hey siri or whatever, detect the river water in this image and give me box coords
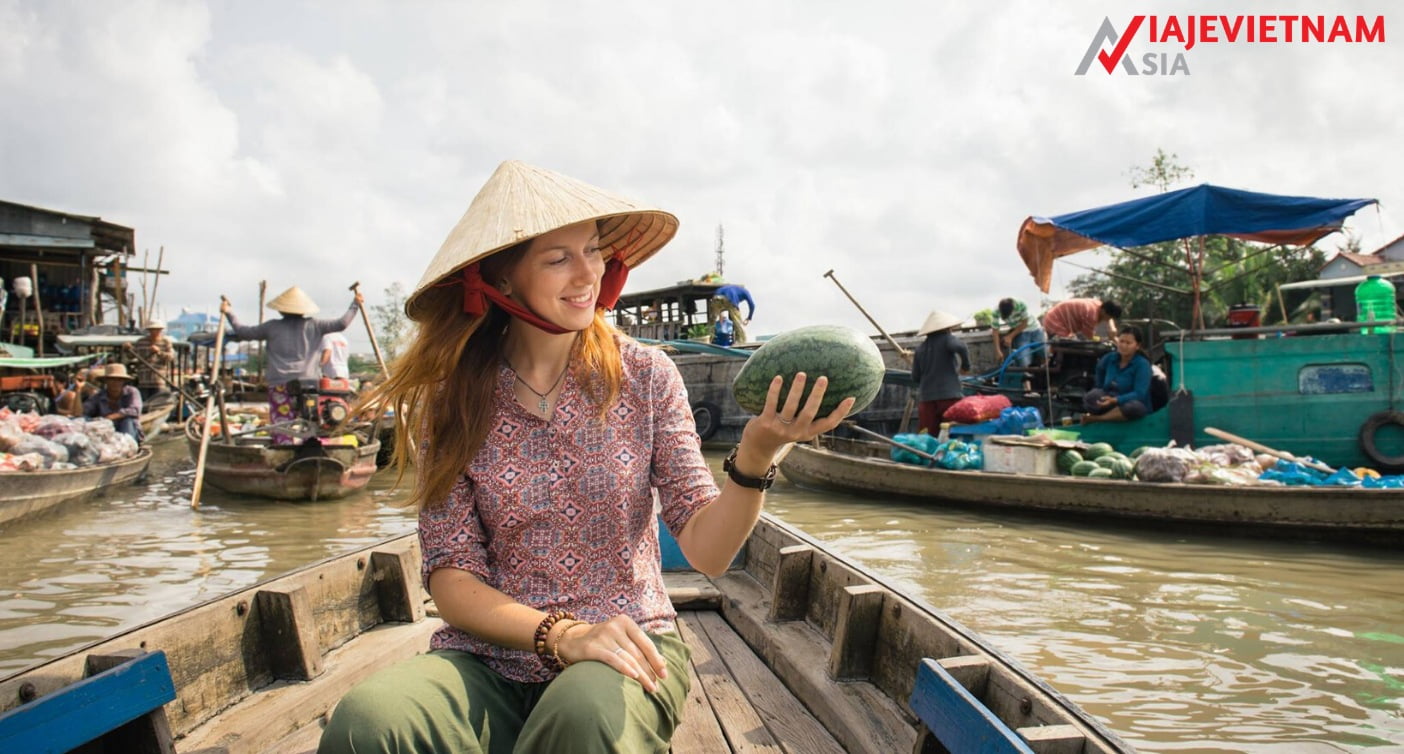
[1,437,1401,752]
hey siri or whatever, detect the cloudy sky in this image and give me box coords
[2,0,1400,349]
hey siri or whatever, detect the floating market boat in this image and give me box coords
[0,516,1131,754]
[182,416,380,502]
[0,447,152,527]
[779,436,1404,546]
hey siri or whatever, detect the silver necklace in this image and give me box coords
[512,363,570,414]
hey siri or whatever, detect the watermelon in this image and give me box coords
[732,325,885,417]
[1070,460,1099,477]
[1083,442,1115,460]
[1094,453,1127,470]
[1087,467,1115,479]
[1057,449,1083,473]
[1109,457,1135,479]
[1129,446,1150,460]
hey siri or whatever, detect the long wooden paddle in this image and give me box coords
[841,421,942,465]
[190,296,229,510]
[348,281,389,378]
[1204,426,1336,474]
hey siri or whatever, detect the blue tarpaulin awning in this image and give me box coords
[1017,184,1378,292]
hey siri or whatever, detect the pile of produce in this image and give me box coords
[889,433,984,471]
[0,409,141,472]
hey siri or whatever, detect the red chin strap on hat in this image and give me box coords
[459,256,629,335]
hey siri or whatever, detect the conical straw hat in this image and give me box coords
[101,363,137,381]
[406,160,678,319]
[267,286,320,315]
[917,310,963,335]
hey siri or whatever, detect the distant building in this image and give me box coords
[167,308,220,341]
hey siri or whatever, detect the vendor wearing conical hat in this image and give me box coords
[322,161,854,753]
[911,310,970,433]
[127,318,175,396]
[220,285,363,425]
[83,363,144,442]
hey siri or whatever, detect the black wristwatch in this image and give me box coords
[722,446,777,491]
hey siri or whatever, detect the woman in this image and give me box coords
[54,370,86,417]
[1081,326,1151,423]
[910,310,969,434]
[319,161,853,754]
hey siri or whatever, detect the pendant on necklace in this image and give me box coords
[538,397,548,414]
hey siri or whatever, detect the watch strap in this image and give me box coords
[723,446,777,491]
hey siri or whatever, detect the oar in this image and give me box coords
[842,421,942,465]
[191,296,229,510]
[349,281,389,378]
[823,269,917,432]
[1204,426,1336,474]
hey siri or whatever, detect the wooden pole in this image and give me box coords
[139,248,150,321]
[1204,426,1335,474]
[822,269,912,361]
[114,256,125,329]
[841,421,941,464]
[29,264,43,357]
[149,246,165,320]
[257,280,267,385]
[349,281,389,377]
[191,296,229,510]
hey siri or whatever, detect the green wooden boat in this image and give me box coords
[1078,327,1404,471]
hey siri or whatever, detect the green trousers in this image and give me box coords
[319,632,691,754]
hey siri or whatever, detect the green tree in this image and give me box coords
[371,282,412,362]
[1069,150,1330,329]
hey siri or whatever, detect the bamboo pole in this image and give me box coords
[822,269,912,360]
[149,246,165,320]
[1204,426,1335,474]
[257,280,267,385]
[842,421,940,464]
[139,248,150,321]
[191,296,229,510]
[29,264,43,357]
[349,281,388,377]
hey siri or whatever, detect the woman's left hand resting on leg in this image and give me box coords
[551,614,668,692]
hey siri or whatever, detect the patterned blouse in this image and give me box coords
[419,336,719,682]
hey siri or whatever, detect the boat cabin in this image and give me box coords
[610,280,724,341]
[0,200,142,355]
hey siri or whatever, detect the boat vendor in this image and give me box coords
[1042,297,1121,340]
[84,363,143,442]
[713,308,736,347]
[1081,326,1151,424]
[709,282,755,343]
[127,319,175,398]
[911,310,969,434]
[992,297,1045,389]
[319,160,854,754]
[220,286,363,426]
[320,330,351,379]
[54,369,87,417]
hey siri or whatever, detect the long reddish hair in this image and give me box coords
[365,242,624,511]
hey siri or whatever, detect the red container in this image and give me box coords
[1227,304,1261,339]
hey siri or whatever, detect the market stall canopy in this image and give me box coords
[1017,184,1378,292]
[0,353,98,370]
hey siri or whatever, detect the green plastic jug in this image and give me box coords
[1355,274,1397,334]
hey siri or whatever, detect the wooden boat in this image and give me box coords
[0,447,152,527]
[183,417,380,502]
[0,516,1131,753]
[780,436,1404,546]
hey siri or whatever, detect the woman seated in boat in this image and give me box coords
[219,285,363,430]
[1081,326,1151,424]
[83,363,144,442]
[319,161,853,754]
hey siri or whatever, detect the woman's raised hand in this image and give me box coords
[555,614,668,693]
[742,372,855,457]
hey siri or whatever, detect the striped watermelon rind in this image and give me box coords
[731,325,886,417]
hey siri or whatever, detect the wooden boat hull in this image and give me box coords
[0,448,153,527]
[780,437,1404,545]
[0,516,1130,753]
[184,436,379,501]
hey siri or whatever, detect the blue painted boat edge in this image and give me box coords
[909,657,1037,754]
[0,650,176,753]
[658,515,742,572]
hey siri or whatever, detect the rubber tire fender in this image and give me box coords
[1358,410,1404,472]
[691,400,722,442]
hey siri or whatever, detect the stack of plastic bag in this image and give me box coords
[0,410,140,472]
[887,434,984,471]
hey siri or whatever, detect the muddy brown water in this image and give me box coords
[1,438,1400,751]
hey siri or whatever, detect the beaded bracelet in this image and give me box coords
[552,621,586,668]
[533,610,576,669]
